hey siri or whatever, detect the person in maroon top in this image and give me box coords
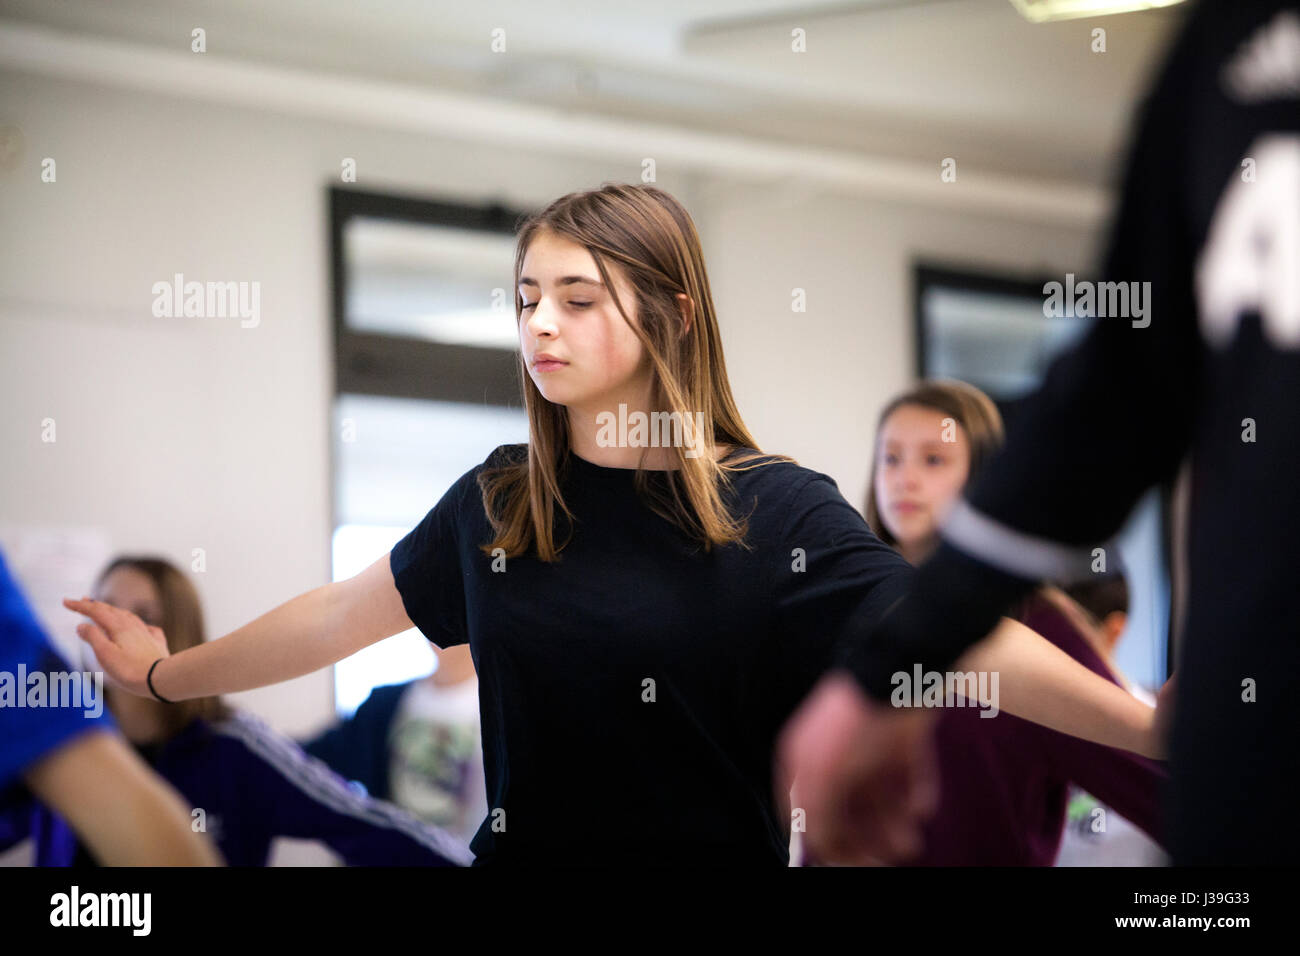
[861,380,1167,865]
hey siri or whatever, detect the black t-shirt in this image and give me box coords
[843,0,1300,864]
[390,443,911,865]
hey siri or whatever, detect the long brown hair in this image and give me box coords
[97,555,230,737]
[480,182,790,560]
[864,379,1005,548]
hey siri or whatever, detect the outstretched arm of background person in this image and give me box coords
[22,729,222,866]
[777,615,1162,866]
[62,551,416,702]
[950,617,1159,758]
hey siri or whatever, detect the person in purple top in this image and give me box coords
[25,556,470,867]
[857,380,1166,865]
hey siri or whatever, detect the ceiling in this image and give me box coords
[0,0,1189,186]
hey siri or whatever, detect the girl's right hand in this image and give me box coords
[62,597,171,699]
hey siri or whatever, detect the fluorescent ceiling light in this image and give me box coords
[1009,0,1187,22]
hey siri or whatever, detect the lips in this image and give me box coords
[532,353,568,370]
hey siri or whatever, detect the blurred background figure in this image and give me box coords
[1054,571,1168,865]
[860,380,1165,866]
[25,556,471,866]
[301,644,488,848]
[0,547,222,866]
[1061,572,1146,701]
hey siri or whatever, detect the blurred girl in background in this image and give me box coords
[36,556,469,866]
[859,380,1167,865]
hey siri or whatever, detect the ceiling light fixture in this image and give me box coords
[1008,0,1187,23]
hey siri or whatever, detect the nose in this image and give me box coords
[893,458,922,492]
[523,296,558,341]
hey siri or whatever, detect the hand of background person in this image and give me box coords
[775,670,940,865]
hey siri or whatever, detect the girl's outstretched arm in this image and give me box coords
[63,552,416,702]
[950,617,1160,759]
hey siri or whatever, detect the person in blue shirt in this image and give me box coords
[0,546,220,865]
[26,555,470,866]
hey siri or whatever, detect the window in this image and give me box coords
[329,187,531,715]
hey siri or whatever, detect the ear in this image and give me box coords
[1101,611,1127,651]
[675,293,695,338]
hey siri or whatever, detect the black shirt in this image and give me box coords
[390,443,911,865]
[843,0,1300,865]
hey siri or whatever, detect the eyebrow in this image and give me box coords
[518,276,605,288]
[883,440,950,449]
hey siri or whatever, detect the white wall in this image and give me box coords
[0,67,1100,741]
[695,180,1098,512]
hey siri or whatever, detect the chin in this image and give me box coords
[540,378,608,408]
[528,377,565,403]
[536,386,583,408]
[892,523,932,546]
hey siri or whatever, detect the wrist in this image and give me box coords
[1132,699,1163,759]
[146,657,175,704]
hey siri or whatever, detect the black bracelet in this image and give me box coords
[146,658,174,704]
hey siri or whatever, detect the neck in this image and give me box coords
[898,535,939,567]
[108,690,172,744]
[566,377,713,469]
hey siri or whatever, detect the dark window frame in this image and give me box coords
[328,185,533,407]
[912,262,1060,384]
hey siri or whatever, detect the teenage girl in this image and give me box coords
[65,183,1160,866]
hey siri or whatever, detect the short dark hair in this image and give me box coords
[1062,572,1130,623]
